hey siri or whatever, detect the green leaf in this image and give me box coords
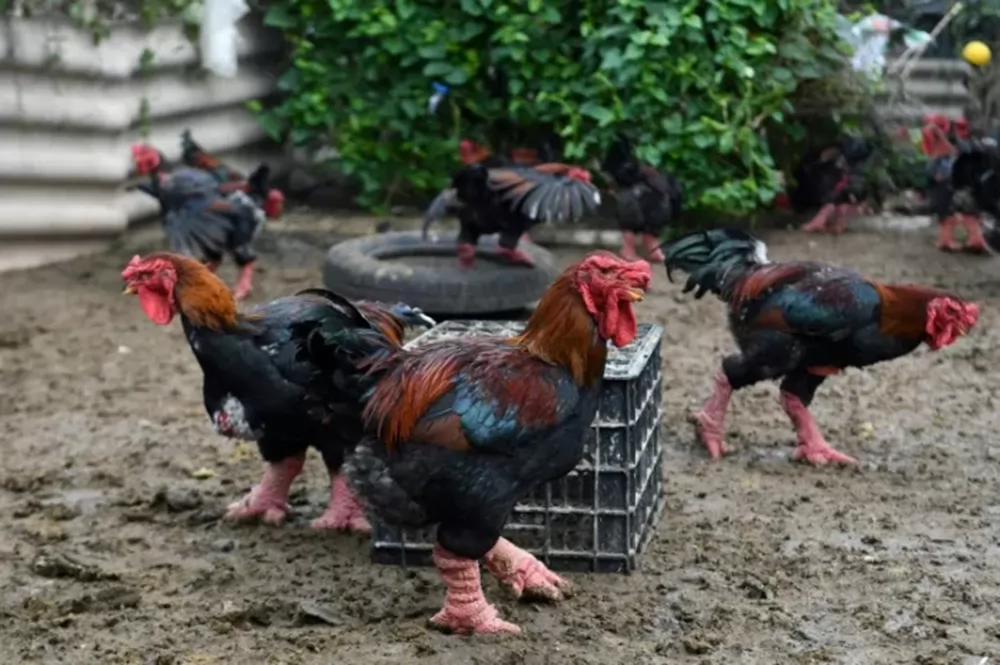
[417,43,447,60]
[263,5,296,29]
[718,131,735,154]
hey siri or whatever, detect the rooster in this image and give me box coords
[921,115,987,252]
[421,142,601,268]
[795,137,874,234]
[130,142,280,301]
[307,252,650,634]
[601,134,683,262]
[663,229,979,465]
[121,253,435,530]
[179,129,286,220]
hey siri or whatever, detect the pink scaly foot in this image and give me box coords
[828,203,855,235]
[801,203,836,232]
[483,537,573,601]
[779,391,857,466]
[429,545,521,635]
[224,455,305,525]
[310,473,372,532]
[690,369,733,460]
[960,214,987,252]
[457,242,476,268]
[520,232,533,244]
[937,216,962,251]
[641,233,665,262]
[496,246,535,267]
[232,261,256,301]
[620,231,638,261]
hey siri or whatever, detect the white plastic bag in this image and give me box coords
[200,0,249,78]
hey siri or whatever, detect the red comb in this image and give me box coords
[130,144,161,175]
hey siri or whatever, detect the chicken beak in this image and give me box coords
[123,284,136,295]
[627,288,644,302]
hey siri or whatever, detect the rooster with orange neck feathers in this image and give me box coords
[121,252,434,530]
[663,229,980,465]
[306,252,650,634]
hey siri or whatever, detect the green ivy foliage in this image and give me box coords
[258,0,854,213]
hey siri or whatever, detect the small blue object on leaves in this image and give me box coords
[428,81,450,114]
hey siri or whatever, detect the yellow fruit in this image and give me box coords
[962,41,992,67]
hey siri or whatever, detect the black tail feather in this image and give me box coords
[662,228,768,299]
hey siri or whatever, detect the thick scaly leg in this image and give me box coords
[309,472,372,532]
[483,537,573,601]
[691,369,733,460]
[640,233,665,262]
[828,203,855,234]
[497,232,535,266]
[496,247,535,266]
[779,392,856,465]
[521,232,533,244]
[801,203,835,232]
[429,544,521,635]
[961,214,986,252]
[937,216,961,251]
[620,231,638,261]
[457,242,477,268]
[232,261,256,301]
[224,454,305,525]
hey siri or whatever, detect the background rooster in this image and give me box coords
[307,252,651,635]
[793,137,874,234]
[921,115,987,252]
[422,144,601,267]
[663,229,979,465]
[121,252,434,530]
[601,134,683,262]
[130,141,278,300]
[179,129,286,220]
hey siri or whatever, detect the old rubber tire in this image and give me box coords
[322,231,559,315]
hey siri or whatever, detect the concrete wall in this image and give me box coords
[0,15,285,273]
[878,57,971,125]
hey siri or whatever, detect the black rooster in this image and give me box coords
[663,229,979,466]
[602,134,683,262]
[121,253,435,531]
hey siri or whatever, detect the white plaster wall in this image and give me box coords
[0,15,285,272]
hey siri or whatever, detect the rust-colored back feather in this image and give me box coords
[511,269,607,387]
[361,355,462,449]
[732,264,811,305]
[363,263,606,451]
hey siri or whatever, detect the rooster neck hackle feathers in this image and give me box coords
[512,270,608,387]
[154,252,239,331]
[872,283,959,338]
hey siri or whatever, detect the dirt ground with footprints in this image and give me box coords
[2,224,999,665]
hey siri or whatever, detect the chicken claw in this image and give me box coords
[791,442,857,466]
[496,246,535,267]
[484,538,573,602]
[310,473,372,532]
[224,456,304,526]
[225,489,291,525]
[780,392,857,466]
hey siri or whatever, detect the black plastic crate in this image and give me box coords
[370,320,664,574]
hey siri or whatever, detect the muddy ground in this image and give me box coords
[2,225,1000,665]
